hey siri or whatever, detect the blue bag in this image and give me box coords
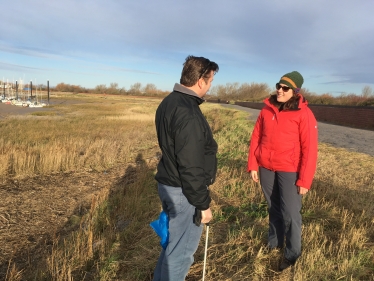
[150,211,169,249]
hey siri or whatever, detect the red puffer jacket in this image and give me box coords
[247,94,318,189]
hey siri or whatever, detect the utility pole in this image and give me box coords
[47,80,50,104]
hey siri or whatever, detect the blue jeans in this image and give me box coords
[259,167,302,262]
[153,182,203,281]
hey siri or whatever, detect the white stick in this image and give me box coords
[202,224,209,281]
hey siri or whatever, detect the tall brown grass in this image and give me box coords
[2,95,373,280]
[0,95,157,179]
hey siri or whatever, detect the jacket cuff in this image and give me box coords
[296,179,312,189]
[247,164,258,172]
[195,194,211,211]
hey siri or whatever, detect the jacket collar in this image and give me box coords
[173,83,205,104]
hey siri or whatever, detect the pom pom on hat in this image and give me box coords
[279,71,304,90]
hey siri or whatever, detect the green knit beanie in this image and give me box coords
[279,71,304,90]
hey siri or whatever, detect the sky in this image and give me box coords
[1,0,374,96]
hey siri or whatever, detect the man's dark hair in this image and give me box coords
[180,56,219,87]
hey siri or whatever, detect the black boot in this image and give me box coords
[279,258,296,271]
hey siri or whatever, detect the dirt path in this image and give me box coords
[221,104,374,157]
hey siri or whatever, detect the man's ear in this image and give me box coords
[197,78,205,88]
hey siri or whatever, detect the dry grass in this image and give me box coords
[189,108,374,281]
[2,95,373,280]
[0,95,158,179]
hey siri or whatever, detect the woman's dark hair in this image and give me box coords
[269,92,301,110]
[180,56,219,87]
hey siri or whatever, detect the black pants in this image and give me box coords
[259,167,302,262]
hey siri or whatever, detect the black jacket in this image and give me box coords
[155,84,218,210]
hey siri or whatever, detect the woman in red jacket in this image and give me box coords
[247,71,318,271]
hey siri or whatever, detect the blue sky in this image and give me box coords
[1,0,373,95]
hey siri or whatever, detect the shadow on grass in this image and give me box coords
[102,153,160,280]
[2,159,373,280]
[0,152,160,280]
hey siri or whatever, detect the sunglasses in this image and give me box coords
[276,83,291,92]
[199,60,212,79]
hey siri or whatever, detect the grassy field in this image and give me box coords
[1,94,373,280]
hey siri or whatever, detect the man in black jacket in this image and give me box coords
[153,56,219,281]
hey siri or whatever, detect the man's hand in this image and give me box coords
[298,186,309,195]
[201,208,212,224]
[250,170,259,182]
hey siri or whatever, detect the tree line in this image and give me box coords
[50,82,374,106]
[54,82,169,96]
[207,83,374,106]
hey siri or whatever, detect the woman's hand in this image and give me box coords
[250,170,259,182]
[298,186,309,195]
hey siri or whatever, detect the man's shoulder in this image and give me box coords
[159,91,181,104]
[159,93,201,125]
[160,91,198,110]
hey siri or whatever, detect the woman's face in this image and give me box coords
[276,83,294,103]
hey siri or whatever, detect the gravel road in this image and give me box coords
[221,104,374,157]
[0,102,53,118]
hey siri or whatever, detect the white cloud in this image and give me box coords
[1,0,373,92]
